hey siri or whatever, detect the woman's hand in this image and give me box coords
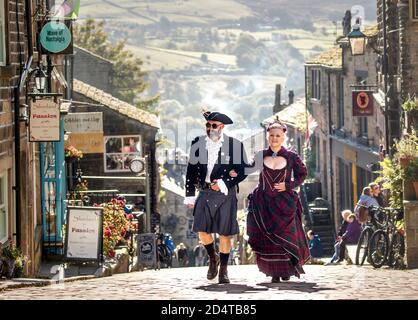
[274,182,286,192]
[229,169,238,177]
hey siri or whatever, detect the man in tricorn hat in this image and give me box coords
[184,110,249,283]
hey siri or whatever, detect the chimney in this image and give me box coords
[273,84,281,114]
[288,90,294,105]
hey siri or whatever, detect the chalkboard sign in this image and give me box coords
[64,207,103,262]
[137,233,157,269]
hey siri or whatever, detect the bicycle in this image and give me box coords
[368,208,405,269]
[355,205,388,266]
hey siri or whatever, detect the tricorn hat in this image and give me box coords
[202,110,233,124]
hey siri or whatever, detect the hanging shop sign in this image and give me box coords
[29,100,60,142]
[64,112,103,133]
[64,207,103,262]
[352,90,374,116]
[40,20,73,54]
[64,112,104,153]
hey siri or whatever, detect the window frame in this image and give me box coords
[104,135,142,173]
[0,0,7,67]
[0,171,8,244]
[359,116,368,139]
[311,69,321,100]
[411,0,418,20]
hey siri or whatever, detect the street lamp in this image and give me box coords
[348,23,366,56]
[347,13,390,155]
[34,68,47,92]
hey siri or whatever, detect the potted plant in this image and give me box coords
[404,157,418,199]
[402,96,418,130]
[376,157,404,209]
[0,241,24,279]
[64,145,83,162]
[394,132,418,168]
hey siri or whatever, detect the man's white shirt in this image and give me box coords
[184,135,228,206]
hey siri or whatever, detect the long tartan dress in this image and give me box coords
[247,147,310,279]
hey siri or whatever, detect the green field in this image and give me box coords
[79,0,254,25]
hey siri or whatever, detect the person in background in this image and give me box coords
[354,187,379,222]
[326,212,361,265]
[307,230,323,263]
[177,243,189,267]
[338,213,361,263]
[193,241,207,267]
[369,183,385,207]
[326,210,351,265]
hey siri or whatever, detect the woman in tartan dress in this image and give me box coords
[246,120,310,283]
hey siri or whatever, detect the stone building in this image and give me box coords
[73,45,113,94]
[305,25,383,230]
[376,0,418,268]
[0,0,69,275]
[70,79,161,230]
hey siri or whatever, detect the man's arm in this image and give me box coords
[223,140,249,189]
[184,138,200,205]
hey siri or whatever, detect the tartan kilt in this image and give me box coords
[247,187,310,278]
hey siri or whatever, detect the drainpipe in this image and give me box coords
[13,0,34,247]
[327,70,335,236]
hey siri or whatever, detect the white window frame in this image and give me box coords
[0,172,8,244]
[104,135,142,173]
[411,0,418,20]
[0,0,6,67]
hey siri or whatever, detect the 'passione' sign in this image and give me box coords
[29,100,60,142]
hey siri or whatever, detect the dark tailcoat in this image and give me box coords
[185,134,248,235]
[185,134,248,197]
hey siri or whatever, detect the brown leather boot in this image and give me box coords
[271,276,281,283]
[207,253,220,280]
[218,265,230,284]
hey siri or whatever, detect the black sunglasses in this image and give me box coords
[206,123,221,129]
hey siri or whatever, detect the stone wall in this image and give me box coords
[404,200,418,268]
[0,0,47,276]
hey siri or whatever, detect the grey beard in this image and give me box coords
[207,129,222,141]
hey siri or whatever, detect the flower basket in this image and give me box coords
[399,156,413,168]
[65,145,83,161]
[0,241,27,279]
[101,199,135,258]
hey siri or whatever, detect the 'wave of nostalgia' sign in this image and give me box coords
[40,20,73,54]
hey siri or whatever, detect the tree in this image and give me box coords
[200,53,208,63]
[73,19,159,111]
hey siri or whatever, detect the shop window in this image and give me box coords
[0,172,7,243]
[104,135,142,172]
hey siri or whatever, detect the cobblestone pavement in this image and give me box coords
[0,264,417,300]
